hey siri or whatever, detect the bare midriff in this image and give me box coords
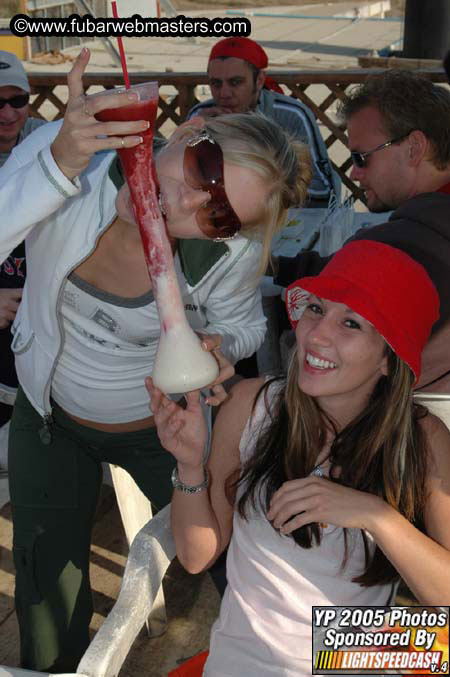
[63,410,155,432]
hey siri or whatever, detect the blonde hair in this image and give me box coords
[204,113,312,272]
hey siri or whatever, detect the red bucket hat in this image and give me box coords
[286,240,440,381]
[208,37,283,93]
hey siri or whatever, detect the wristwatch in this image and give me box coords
[171,465,209,494]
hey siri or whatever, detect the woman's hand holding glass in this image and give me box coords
[50,48,148,180]
[146,377,207,474]
[198,333,235,406]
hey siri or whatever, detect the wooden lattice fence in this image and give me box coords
[27,68,447,203]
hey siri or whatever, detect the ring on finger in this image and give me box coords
[121,137,125,148]
[83,97,91,117]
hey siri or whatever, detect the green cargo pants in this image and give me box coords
[9,387,175,673]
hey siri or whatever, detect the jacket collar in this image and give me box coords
[109,155,125,190]
[256,88,275,117]
[177,238,228,287]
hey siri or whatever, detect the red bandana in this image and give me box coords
[209,37,283,94]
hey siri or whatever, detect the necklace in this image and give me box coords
[310,461,331,530]
[310,463,325,477]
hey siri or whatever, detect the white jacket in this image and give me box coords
[0,121,266,418]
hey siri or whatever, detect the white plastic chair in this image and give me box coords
[0,504,175,677]
[78,503,175,677]
[109,465,168,636]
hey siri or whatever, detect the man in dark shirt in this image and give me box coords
[276,70,450,395]
[0,50,45,468]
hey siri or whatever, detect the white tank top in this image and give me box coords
[205,382,397,677]
[52,273,159,422]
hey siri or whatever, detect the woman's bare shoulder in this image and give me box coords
[213,377,264,434]
[208,378,266,475]
[221,376,265,415]
[230,375,266,399]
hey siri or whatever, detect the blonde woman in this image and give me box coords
[149,240,450,677]
[0,49,311,672]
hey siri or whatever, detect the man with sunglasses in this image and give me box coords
[0,50,45,472]
[187,37,337,207]
[0,51,43,161]
[275,69,450,397]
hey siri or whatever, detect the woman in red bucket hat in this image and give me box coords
[148,240,450,677]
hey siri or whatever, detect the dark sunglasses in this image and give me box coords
[0,93,30,110]
[350,132,411,168]
[183,131,242,241]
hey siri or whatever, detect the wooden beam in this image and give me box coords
[358,56,443,70]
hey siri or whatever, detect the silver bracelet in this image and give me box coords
[171,465,209,494]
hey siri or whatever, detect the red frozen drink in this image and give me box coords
[94,82,219,392]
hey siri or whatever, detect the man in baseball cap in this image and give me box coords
[0,50,41,158]
[0,50,30,91]
[188,37,337,207]
[0,50,45,472]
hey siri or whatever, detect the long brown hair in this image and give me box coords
[235,347,429,586]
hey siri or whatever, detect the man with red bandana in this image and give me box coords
[188,37,336,207]
[0,51,45,471]
[275,69,450,397]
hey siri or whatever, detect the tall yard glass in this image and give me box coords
[95,83,219,393]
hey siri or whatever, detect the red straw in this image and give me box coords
[111,1,131,89]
